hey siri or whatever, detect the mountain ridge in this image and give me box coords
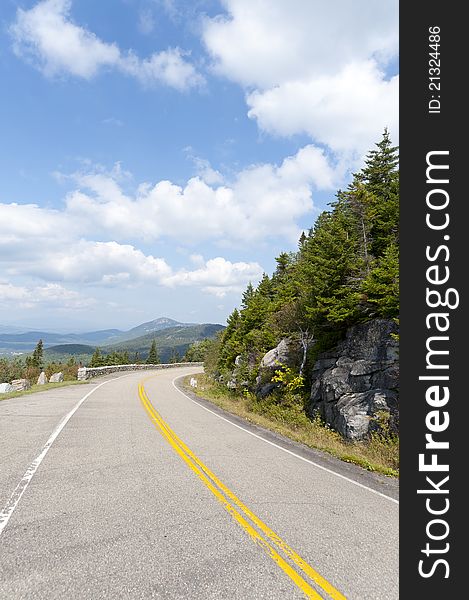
[43,323,225,363]
[0,318,224,357]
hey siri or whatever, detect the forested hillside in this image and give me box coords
[206,131,399,415]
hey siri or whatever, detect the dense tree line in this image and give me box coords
[0,339,78,383]
[89,344,161,367]
[88,340,185,366]
[208,131,399,384]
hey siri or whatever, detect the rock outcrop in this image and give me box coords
[225,353,256,390]
[259,339,297,370]
[255,338,301,397]
[37,372,47,385]
[307,319,398,440]
[49,372,64,383]
[11,379,31,392]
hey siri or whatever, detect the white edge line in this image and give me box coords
[171,375,399,505]
[0,374,133,538]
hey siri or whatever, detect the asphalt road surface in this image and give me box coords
[0,367,398,599]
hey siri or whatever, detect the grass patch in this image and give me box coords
[183,374,399,478]
[0,380,89,401]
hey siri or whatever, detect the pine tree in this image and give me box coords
[31,339,44,369]
[169,349,181,364]
[241,282,255,309]
[298,231,307,248]
[217,308,242,371]
[356,128,399,256]
[147,341,160,364]
[359,128,399,199]
[362,244,399,317]
[90,347,103,367]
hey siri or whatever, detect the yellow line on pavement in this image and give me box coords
[139,384,322,598]
[138,380,347,600]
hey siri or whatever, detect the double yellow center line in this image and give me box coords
[139,380,346,600]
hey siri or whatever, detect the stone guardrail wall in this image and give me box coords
[77,362,203,381]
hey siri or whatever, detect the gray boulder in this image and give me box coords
[11,379,31,392]
[308,319,399,440]
[260,339,296,369]
[0,383,14,394]
[37,371,47,385]
[255,338,302,397]
[49,372,64,383]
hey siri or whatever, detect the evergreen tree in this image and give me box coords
[211,132,399,398]
[169,349,181,364]
[298,231,307,248]
[362,244,399,317]
[31,339,44,369]
[241,282,255,309]
[356,128,399,256]
[90,347,103,367]
[184,339,211,362]
[147,341,160,364]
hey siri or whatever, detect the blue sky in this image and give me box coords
[0,0,398,332]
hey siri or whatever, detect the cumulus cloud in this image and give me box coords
[203,0,398,157]
[1,145,333,302]
[10,0,203,90]
[0,202,79,262]
[247,61,399,155]
[0,214,262,297]
[0,281,95,310]
[164,257,263,297]
[62,146,336,244]
[203,0,398,88]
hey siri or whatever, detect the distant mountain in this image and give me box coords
[41,323,225,364]
[74,329,124,343]
[0,317,223,357]
[0,329,125,352]
[0,324,36,334]
[104,323,225,362]
[108,317,189,344]
[44,344,96,356]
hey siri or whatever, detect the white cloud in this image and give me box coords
[1,145,335,299]
[121,48,203,91]
[203,0,398,157]
[187,153,224,186]
[10,0,203,90]
[30,240,173,285]
[0,216,262,297]
[63,146,336,244]
[164,257,263,297]
[0,202,79,259]
[203,0,398,88]
[11,0,120,79]
[0,281,95,310]
[247,61,399,156]
[1,144,337,306]
[138,9,155,35]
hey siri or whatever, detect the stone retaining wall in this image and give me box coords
[77,363,203,381]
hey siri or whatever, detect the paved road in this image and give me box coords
[0,368,398,599]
